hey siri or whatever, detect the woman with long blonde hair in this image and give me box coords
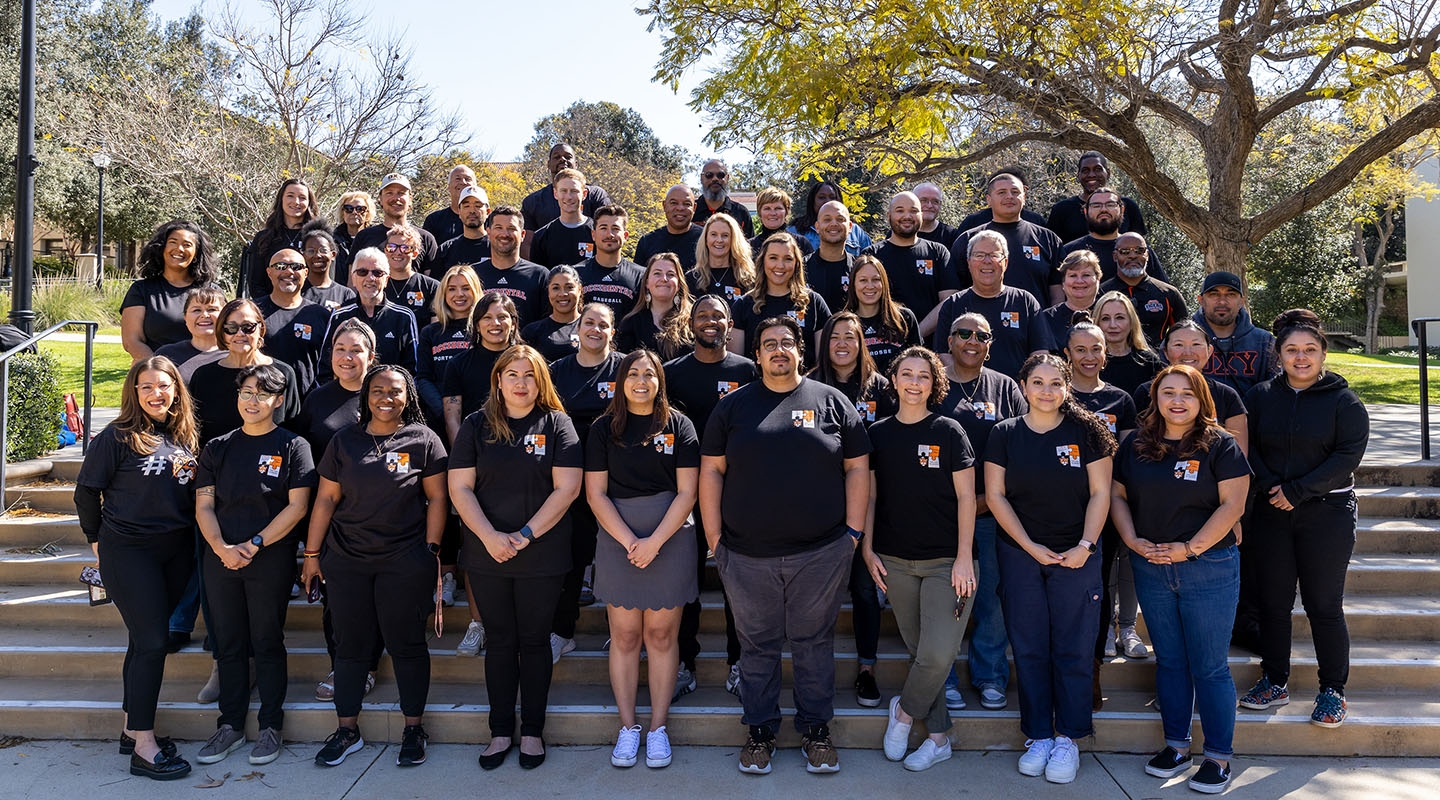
[687,213,756,303]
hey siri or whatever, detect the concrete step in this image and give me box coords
[47,460,84,482]
[1355,464,1440,488]
[1355,486,1440,519]
[1353,517,1440,554]
[1,678,1436,756]
[0,514,86,547]
[4,483,79,515]
[1344,555,1440,595]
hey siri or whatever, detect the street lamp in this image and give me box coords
[92,152,111,288]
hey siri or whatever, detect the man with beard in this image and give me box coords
[434,186,492,273]
[663,296,759,703]
[474,206,549,326]
[950,172,1064,307]
[1193,271,1280,396]
[352,173,440,277]
[529,169,597,268]
[804,200,855,312]
[863,191,956,338]
[520,143,613,259]
[573,205,645,318]
[1097,232,1187,347]
[701,315,870,776]
[692,159,754,237]
[1060,186,1170,283]
[256,248,333,395]
[423,165,480,244]
[749,186,813,257]
[634,184,704,270]
[914,182,961,250]
[1046,152,1148,245]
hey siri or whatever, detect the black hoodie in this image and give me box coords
[1244,370,1368,505]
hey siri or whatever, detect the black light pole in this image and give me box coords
[10,0,39,334]
[92,152,111,289]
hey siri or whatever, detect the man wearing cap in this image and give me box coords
[352,173,439,276]
[520,143,613,259]
[692,158,755,237]
[1046,151,1148,245]
[1097,232,1187,348]
[423,165,480,244]
[528,168,596,268]
[434,185,493,272]
[634,184,704,270]
[1192,270,1279,396]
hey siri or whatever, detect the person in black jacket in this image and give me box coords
[245,179,320,298]
[1238,310,1368,729]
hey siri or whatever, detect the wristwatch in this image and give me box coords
[250,535,264,549]
[1079,539,1097,554]
[846,526,865,543]
[426,542,441,556]
[520,525,535,541]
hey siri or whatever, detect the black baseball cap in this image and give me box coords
[1201,271,1243,294]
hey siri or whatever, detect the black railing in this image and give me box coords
[1,320,98,499]
[1414,317,1440,461]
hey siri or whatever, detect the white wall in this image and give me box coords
[1408,157,1440,345]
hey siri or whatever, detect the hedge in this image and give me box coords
[5,350,64,463]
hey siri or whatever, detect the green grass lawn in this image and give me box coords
[39,340,132,407]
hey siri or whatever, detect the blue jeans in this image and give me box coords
[1131,545,1240,760]
[958,515,1009,690]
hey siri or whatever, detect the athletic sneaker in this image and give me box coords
[1189,759,1232,794]
[979,683,1007,710]
[456,621,486,656]
[903,738,951,772]
[944,685,967,710]
[1238,676,1289,710]
[725,664,742,700]
[738,727,775,774]
[439,573,456,607]
[854,669,881,707]
[314,726,363,767]
[1119,626,1149,659]
[645,726,673,768]
[1044,735,1079,784]
[672,667,696,702]
[1144,746,1193,778]
[195,724,245,765]
[550,633,576,664]
[397,724,427,766]
[801,725,839,773]
[1018,737,1053,776]
[1311,688,1347,728]
[611,724,641,768]
[249,728,282,765]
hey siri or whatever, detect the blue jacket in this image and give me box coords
[1193,306,1280,396]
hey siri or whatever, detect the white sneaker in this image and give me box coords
[882,696,913,761]
[645,726,672,768]
[550,633,576,664]
[944,685,967,710]
[440,573,456,607]
[903,739,952,772]
[611,724,641,768]
[1045,735,1079,784]
[725,664,742,699]
[1018,737,1054,776]
[456,621,485,656]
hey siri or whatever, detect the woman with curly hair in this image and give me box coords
[617,253,694,360]
[121,220,221,360]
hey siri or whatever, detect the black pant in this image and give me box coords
[469,570,565,738]
[320,581,384,672]
[1094,524,1121,659]
[322,544,435,718]
[100,531,194,732]
[203,542,294,731]
[848,545,880,665]
[1252,491,1356,693]
[551,499,593,640]
[679,511,741,670]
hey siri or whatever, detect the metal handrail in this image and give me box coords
[1,320,98,500]
[1413,317,1440,461]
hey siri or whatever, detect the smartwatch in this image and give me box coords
[1184,542,1200,561]
[250,535,264,549]
[1079,539,1096,554]
[520,525,535,541]
[426,542,441,556]
[846,526,865,543]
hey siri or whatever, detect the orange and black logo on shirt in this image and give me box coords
[524,434,547,455]
[918,444,941,469]
[791,409,816,428]
[653,433,674,454]
[1057,444,1081,468]
[1174,460,1200,481]
[258,455,282,476]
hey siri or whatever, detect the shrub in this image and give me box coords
[31,279,115,330]
[5,350,64,463]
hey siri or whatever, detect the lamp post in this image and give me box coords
[92,152,111,288]
[10,0,38,334]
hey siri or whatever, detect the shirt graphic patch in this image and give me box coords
[652,433,675,454]
[407,291,424,307]
[840,274,850,291]
[169,453,197,485]
[723,285,744,302]
[918,444,941,469]
[1101,413,1117,434]
[972,401,997,421]
[524,434,547,455]
[258,455,282,477]
[915,259,934,276]
[140,454,168,477]
[717,380,739,397]
[578,242,595,258]
[385,452,411,474]
[1145,299,1164,313]
[786,308,807,326]
[791,409,816,428]
[1000,311,1020,329]
[857,400,876,422]
[598,381,616,399]
[1057,444,1081,468]
[1175,460,1200,481]
[1022,245,1040,261]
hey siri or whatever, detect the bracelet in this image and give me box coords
[302,551,321,559]
[520,525,535,541]
[846,526,864,543]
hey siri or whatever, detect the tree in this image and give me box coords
[641,0,1440,279]
[410,149,529,218]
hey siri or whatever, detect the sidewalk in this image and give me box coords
[0,741,1435,799]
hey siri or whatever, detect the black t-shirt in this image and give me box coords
[803,252,853,313]
[956,207,1050,233]
[585,411,700,498]
[1135,375,1247,424]
[932,288,1053,379]
[530,217,595,268]
[634,225,703,271]
[862,239,956,322]
[441,345,505,420]
[918,222,961,250]
[984,415,1106,551]
[255,296,332,396]
[521,183,612,232]
[857,308,922,375]
[244,227,307,298]
[153,341,225,382]
[829,373,897,426]
[1040,302,1095,352]
[730,290,832,370]
[870,412,975,560]
[385,271,440,330]
[575,258,645,319]
[352,223,439,277]
[1100,347,1164,398]
[521,316,581,363]
[417,319,470,420]
[615,310,693,361]
[76,425,198,540]
[197,426,317,544]
[291,380,359,459]
[303,282,357,312]
[937,369,1026,497]
[550,350,624,439]
[692,197,755,237]
[475,259,549,326]
[1073,384,1138,436]
[319,300,418,377]
[422,207,464,246]
[661,352,759,438]
[952,220,1063,306]
[1061,235,1169,284]
[1114,430,1250,548]
[451,407,583,577]
[190,359,303,447]
[702,378,871,557]
[1046,195,1147,246]
[685,265,750,305]
[122,277,198,350]
[317,422,447,559]
[1098,276,1188,349]
[434,235,493,275]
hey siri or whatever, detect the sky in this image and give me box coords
[146,0,739,174]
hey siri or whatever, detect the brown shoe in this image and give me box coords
[801,725,839,774]
[738,727,775,774]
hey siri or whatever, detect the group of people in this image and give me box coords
[81,148,1369,794]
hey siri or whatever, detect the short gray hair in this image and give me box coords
[966,229,1008,259]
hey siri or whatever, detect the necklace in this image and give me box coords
[368,425,402,460]
[952,372,982,406]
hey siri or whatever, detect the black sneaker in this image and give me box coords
[854,670,881,708]
[314,726,364,767]
[1144,746,1193,778]
[1189,759,1231,794]
[397,724,428,766]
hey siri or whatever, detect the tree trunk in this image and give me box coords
[1200,231,1252,283]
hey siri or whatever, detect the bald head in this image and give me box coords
[816,200,852,248]
[267,248,306,297]
[1115,232,1150,281]
[888,191,922,242]
[664,184,696,232]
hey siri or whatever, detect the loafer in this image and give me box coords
[118,733,177,758]
[1144,746,1193,778]
[882,696,913,761]
[129,751,192,781]
[1189,759,1232,794]
[478,742,514,771]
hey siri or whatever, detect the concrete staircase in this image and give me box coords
[3,452,1439,757]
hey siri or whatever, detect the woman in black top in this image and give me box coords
[74,356,201,780]
[195,364,317,767]
[862,347,976,770]
[586,349,700,769]
[617,253,694,361]
[443,292,520,443]
[189,299,303,447]
[121,220,220,360]
[301,225,355,311]
[1239,310,1368,729]
[1136,320,1248,454]
[1112,365,1250,793]
[450,345,583,769]
[300,365,448,769]
[417,263,480,425]
[521,264,583,363]
[246,178,319,298]
[985,353,1115,783]
[843,254,921,374]
[728,233,831,369]
[1095,292,1163,398]
[153,285,226,382]
[686,213,756,303]
[332,191,375,279]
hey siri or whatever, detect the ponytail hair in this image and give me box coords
[1065,309,1105,347]
[1018,353,1116,457]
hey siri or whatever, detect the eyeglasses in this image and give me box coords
[352,268,386,278]
[269,261,304,272]
[950,328,993,342]
[222,321,260,335]
[383,243,414,254]
[969,252,1004,262]
[703,170,727,179]
[341,204,368,214]
[759,338,799,352]
[1087,201,1122,210]
[238,390,276,403]
[1115,247,1149,256]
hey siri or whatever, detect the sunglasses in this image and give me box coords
[341,204,368,214]
[703,171,727,179]
[353,268,386,278]
[384,242,414,254]
[269,261,305,272]
[222,321,260,335]
[950,328,993,342]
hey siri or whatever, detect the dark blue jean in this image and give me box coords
[997,540,1101,740]
[965,515,1009,690]
[1132,545,1240,759]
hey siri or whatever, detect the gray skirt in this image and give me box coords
[593,491,698,611]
